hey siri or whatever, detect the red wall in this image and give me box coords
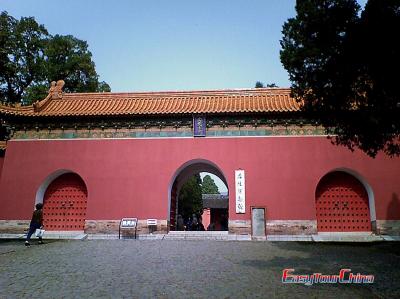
[0,156,4,181]
[0,137,399,221]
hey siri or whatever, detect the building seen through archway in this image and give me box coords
[170,160,228,231]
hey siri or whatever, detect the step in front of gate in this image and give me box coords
[266,235,313,241]
[312,233,384,242]
[41,231,87,240]
[165,231,251,241]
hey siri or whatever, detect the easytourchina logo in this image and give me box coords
[282,269,374,286]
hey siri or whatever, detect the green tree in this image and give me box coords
[0,11,48,103]
[44,35,110,93]
[255,81,278,88]
[178,174,203,220]
[266,83,278,88]
[255,81,265,88]
[280,0,400,157]
[0,11,110,105]
[201,174,220,194]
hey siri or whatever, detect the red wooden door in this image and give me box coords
[316,172,371,232]
[43,173,87,231]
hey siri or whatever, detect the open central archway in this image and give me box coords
[168,159,229,231]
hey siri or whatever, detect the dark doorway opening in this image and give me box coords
[169,161,228,231]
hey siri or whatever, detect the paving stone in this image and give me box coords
[0,240,399,298]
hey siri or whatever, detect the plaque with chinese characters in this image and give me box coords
[193,116,206,137]
[235,170,245,213]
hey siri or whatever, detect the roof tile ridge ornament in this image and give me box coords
[33,80,65,112]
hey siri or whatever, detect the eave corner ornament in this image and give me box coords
[49,80,65,100]
[33,80,65,112]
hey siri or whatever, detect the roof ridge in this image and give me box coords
[0,87,300,117]
[62,87,291,97]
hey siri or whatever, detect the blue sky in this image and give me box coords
[1,0,294,92]
[1,0,367,92]
[1,0,366,192]
[1,0,368,92]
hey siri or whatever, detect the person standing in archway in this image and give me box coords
[191,214,198,231]
[177,214,185,231]
[25,203,44,246]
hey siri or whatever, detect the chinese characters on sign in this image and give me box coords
[120,218,137,228]
[235,170,245,213]
[193,116,206,137]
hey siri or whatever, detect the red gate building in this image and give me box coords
[0,81,399,236]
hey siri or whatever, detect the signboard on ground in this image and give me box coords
[120,218,138,228]
[119,218,138,239]
[147,219,157,226]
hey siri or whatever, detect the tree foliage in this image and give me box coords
[280,0,400,157]
[255,81,278,88]
[255,81,265,88]
[178,174,203,220]
[0,12,48,103]
[0,11,110,105]
[201,174,220,194]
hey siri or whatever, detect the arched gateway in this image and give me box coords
[169,159,228,231]
[41,173,88,231]
[316,171,371,232]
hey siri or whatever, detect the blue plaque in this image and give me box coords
[193,116,206,137]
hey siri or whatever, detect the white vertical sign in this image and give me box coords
[235,170,245,213]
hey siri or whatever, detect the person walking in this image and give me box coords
[25,203,44,246]
[191,213,198,231]
[177,214,185,231]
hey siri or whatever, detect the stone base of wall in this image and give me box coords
[5,219,394,236]
[371,220,377,233]
[229,220,251,234]
[0,220,169,235]
[0,220,30,233]
[376,220,400,236]
[84,220,169,235]
[229,219,317,235]
[266,220,317,235]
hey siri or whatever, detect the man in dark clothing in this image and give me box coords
[25,203,44,246]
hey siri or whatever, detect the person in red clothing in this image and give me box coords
[25,203,44,246]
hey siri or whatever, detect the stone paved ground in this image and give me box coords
[0,239,399,298]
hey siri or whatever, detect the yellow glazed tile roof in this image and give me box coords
[0,82,300,118]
